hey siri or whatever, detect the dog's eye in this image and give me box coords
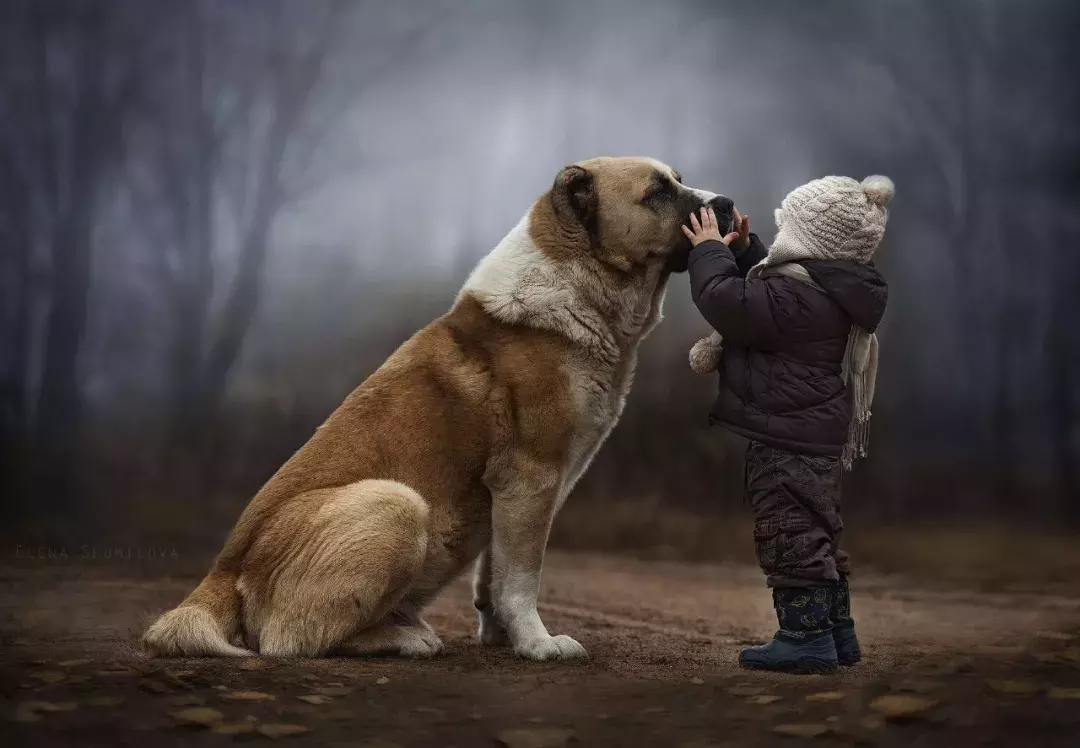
[643,180,675,203]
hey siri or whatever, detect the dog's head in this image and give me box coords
[540,156,733,275]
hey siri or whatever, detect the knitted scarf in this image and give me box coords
[688,248,879,471]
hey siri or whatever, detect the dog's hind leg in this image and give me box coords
[250,479,429,658]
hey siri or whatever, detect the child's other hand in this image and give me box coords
[731,207,751,252]
[682,206,740,247]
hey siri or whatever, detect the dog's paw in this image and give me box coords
[399,628,444,658]
[514,634,588,662]
[689,333,723,375]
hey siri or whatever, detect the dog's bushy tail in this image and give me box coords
[142,571,253,657]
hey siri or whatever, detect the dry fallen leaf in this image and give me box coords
[747,695,783,705]
[1062,648,1080,662]
[494,726,577,748]
[1047,687,1080,700]
[689,677,704,685]
[212,722,256,735]
[30,670,67,684]
[772,723,830,738]
[13,701,78,723]
[221,690,276,702]
[239,658,270,671]
[139,678,173,694]
[986,679,1040,695]
[868,694,937,721]
[57,658,92,668]
[257,723,312,738]
[171,707,225,727]
[85,696,125,708]
[374,676,390,685]
[169,694,207,706]
[297,694,335,705]
[312,686,353,697]
[726,685,767,697]
[805,691,844,702]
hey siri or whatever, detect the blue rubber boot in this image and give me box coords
[740,586,838,674]
[831,575,861,665]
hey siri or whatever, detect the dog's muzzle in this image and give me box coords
[666,194,735,273]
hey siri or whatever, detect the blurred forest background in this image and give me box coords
[2,0,1078,561]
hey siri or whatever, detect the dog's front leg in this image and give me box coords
[488,467,587,661]
[472,548,510,646]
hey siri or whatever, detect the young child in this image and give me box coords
[681,175,893,673]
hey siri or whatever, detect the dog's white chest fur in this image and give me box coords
[461,210,660,510]
[557,363,631,507]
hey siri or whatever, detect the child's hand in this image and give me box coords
[682,206,740,247]
[731,207,751,252]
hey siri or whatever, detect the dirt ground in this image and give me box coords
[3,551,1080,747]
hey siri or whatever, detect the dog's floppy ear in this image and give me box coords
[551,164,598,245]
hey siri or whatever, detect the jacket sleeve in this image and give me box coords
[687,238,782,346]
[733,232,768,278]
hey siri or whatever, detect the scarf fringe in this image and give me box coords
[840,324,877,471]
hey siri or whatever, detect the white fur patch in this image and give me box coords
[688,187,719,203]
[460,209,617,356]
[459,210,551,316]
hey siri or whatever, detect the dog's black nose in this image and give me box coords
[708,195,735,233]
[709,195,734,215]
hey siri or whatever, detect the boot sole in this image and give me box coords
[740,657,838,675]
[838,654,862,666]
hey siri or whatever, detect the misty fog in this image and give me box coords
[2,0,1078,537]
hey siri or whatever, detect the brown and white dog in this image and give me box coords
[142,156,732,661]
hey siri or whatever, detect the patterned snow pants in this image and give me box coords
[745,441,852,588]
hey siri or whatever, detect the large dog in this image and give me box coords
[143,157,732,661]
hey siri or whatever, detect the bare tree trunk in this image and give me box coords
[35,196,95,508]
[165,3,216,462]
[191,6,340,477]
[30,2,141,512]
[0,236,32,515]
[1047,221,1080,525]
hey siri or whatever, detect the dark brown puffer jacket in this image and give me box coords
[688,233,888,456]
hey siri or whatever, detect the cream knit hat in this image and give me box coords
[769,175,894,265]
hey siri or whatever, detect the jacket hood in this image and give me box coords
[803,260,888,332]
